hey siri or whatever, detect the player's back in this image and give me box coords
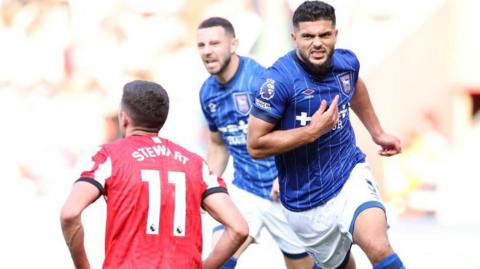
[95,135,219,269]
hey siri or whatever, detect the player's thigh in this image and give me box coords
[262,202,306,254]
[282,202,351,269]
[261,202,316,269]
[342,163,392,263]
[352,207,392,264]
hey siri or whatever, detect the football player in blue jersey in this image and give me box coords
[247,1,405,269]
[197,17,318,269]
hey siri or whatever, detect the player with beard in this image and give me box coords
[248,1,406,269]
[197,17,318,269]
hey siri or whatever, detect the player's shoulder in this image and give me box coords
[333,48,360,67]
[264,50,297,84]
[199,75,219,102]
[240,55,265,70]
[271,50,296,69]
[160,137,203,162]
[102,137,127,153]
[199,76,217,92]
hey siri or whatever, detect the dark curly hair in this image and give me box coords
[293,1,336,28]
[121,80,169,131]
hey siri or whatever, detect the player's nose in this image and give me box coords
[312,37,323,48]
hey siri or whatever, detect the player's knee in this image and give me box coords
[232,221,249,241]
[59,207,81,226]
[366,242,393,265]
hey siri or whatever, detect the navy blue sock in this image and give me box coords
[373,252,405,269]
[220,257,237,269]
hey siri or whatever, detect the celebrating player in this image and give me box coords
[248,1,406,269]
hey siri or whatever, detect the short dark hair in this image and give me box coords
[121,80,169,131]
[197,17,236,38]
[293,1,336,28]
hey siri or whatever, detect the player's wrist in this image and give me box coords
[305,125,320,143]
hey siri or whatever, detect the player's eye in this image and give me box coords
[302,34,313,39]
[320,32,332,38]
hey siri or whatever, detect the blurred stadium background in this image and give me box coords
[0,0,479,268]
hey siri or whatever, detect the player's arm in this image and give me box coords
[202,192,248,269]
[60,181,101,269]
[351,77,401,156]
[247,95,340,159]
[206,131,230,176]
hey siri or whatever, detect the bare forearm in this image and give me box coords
[203,228,246,269]
[351,79,384,138]
[206,145,229,176]
[61,217,90,269]
[248,125,317,159]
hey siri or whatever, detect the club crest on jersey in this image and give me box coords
[233,92,251,115]
[260,79,275,100]
[336,72,353,96]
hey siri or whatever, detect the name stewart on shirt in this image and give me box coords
[132,144,189,164]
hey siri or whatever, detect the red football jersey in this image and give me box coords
[79,135,227,269]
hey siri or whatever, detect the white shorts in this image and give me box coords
[217,184,307,256]
[282,162,385,269]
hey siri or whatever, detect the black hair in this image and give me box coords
[121,80,169,131]
[293,1,336,28]
[197,16,236,38]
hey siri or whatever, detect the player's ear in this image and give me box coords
[120,111,129,129]
[290,31,297,43]
[230,37,239,53]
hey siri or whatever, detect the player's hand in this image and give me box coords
[373,132,401,156]
[308,95,339,140]
[270,178,280,202]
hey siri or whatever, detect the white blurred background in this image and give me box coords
[1,0,479,268]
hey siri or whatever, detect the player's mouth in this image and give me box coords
[204,58,218,67]
[310,50,326,60]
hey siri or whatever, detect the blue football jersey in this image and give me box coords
[199,56,278,200]
[251,49,366,211]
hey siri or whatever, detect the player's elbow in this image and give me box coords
[247,142,267,159]
[60,206,81,227]
[231,218,249,243]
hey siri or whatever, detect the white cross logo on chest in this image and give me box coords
[238,120,248,133]
[296,112,311,126]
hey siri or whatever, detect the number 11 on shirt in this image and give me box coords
[141,169,186,237]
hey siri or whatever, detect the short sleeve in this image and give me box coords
[340,49,360,86]
[346,50,360,84]
[200,161,227,201]
[199,83,218,132]
[77,146,111,194]
[251,67,291,124]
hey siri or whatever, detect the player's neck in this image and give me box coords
[126,127,159,137]
[216,54,240,84]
